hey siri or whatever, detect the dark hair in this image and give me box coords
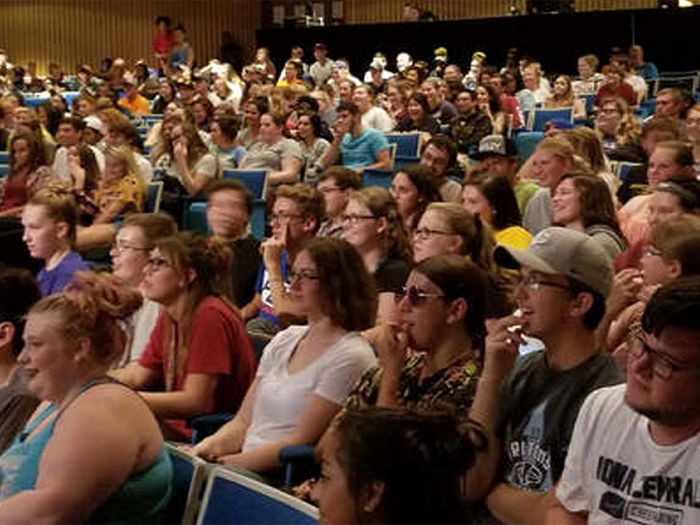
[336,100,360,116]
[298,113,323,138]
[464,172,522,230]
[155,15,171,26]
[477,83,500,116]
[642,276,700,337]
[654,140,694,169]
[38,101,63,136]
[673,235,700,277]
[0,267,41,355]
[654,175,700,212]
[58,116,85,133]
[566,278,607,330]
[393,165,442,231]
[75,143,101,195]
[423,135,457,169]
[407,92,430,115]
[556,173,625,240]
[9,132,48,175]
[330,408,487,524]
[415,254,487,348]
[207,179,254,216]
[213,115,240,141]
[641,117,681,140]
[318,166,362,190]
[301,237,376,331]
[245,96,269,115]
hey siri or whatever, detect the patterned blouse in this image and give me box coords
[345,350,481,413]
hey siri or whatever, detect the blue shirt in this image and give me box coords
[340,129,389,169]
[636,62,658,81]
[37,251,88,297]
[254,251,290,326]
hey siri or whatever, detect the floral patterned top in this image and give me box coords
[345,350,481,413]
[95,173,145,221]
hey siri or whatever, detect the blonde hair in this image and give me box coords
[536,136,591,173]
[28,185,79,246]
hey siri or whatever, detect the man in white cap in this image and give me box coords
[396,52,413,74]
[469,227,623,524]
[82,115,103,147]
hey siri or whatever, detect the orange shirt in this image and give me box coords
[118,94,151,115]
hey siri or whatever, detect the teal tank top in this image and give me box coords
[0,378,172,524]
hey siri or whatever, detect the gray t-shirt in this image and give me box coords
[241,138,303,174]
[523,187,552,235]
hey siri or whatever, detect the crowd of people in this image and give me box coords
[0,12,700,525]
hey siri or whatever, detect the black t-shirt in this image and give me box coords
[230,235,261,308]
[497,350,623,492]
[373,258,412,295]
[616,163,648,204]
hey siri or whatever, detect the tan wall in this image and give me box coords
[0,0,261,75]
[342,0,656,24]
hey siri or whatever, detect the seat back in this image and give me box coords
[146,181,164,213]
[614,161,644,182]
[222,169,268,199]
[581,94,596,116]
[529,108,573,131]
[163,443,209,525]
[0,164,9,177]
[196,466,319,525]
[362,168,393,189]
[0,151,8,164]
[385,132,421,157]
[514,131,545,162]
[250,199,266,240]
[652,73,699,96]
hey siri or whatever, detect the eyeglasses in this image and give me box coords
[394,285,445,307]
[269,212,304,224]
[413,227,453,240]
[341,213,377,225]
[642,245,663,258]
[629,330,700,380]
[145,257,170,272]
[288,269,320,283]
[110,239,152,254]
[518,273,572,292]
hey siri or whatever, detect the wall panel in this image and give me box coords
[0,0,260,75]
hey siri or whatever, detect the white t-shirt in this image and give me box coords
[361,106,394,133]
[242,325,376,451]
[557,384,700,525]
[121,297,160,367]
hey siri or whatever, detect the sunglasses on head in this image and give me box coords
[394,285,445,307]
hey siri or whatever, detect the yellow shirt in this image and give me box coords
[495,226,533,250]
[118,94,151,115]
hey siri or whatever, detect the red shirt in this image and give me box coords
[596,82,637,108]
[499,94,522,128]
[139,296,256,440]
[153,31,173,57]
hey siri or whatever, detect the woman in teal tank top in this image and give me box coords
[0,272,172,523]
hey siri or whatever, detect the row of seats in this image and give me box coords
[165,443,318,525]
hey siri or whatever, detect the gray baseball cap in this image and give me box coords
[494,227,614,297]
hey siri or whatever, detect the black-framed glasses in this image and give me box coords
[145,257,170,272]
[519,273,572,292]
[288,269,320,283]
[110,239,152,254]
[629,329,700,380]
[413,227,453,240]
[269,212,304,224]
[394,285,445,307]
[341,213,377,225]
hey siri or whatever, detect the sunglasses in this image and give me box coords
[394,285,445,307]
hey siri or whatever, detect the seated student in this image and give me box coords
[347,254,486,413]
[413,202,512,319]
[562,126,619,198]
[352,84,394,133]
[552,174,626,259]
[296,113,331,187]
[51,116,105,183]
[77,144,146,251]
[206,179,261,308]
[0,132,54,219]
[210,116,245,172]
[606,215,700,357]
[342,187,413,325]
[547,277,700,525]
[449,88,493,155]
[390,164,442,235]
[312,408,486,525]
[0,267,41,454]
[595,65,637,109]
[240,113,303,188]
[321,101,392,173]
[109,213,177,366]
[419,135,462,203]
[462,172,533,250]
[113,233,256,441]
[543,75,587,121]
[619,140,694,245]
[394,92,441,135]
[472,227,623,524]
[241,183,323,335]
[0,272,172,523]
[316,166,362,239]
[21,187,88,296]
[470,135,539,214]
[595,97,644,164]
[192,237,377,474]
[104,119,154,183]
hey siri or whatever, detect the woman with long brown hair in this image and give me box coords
[0,133,53,218]
[113,232,256,441]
